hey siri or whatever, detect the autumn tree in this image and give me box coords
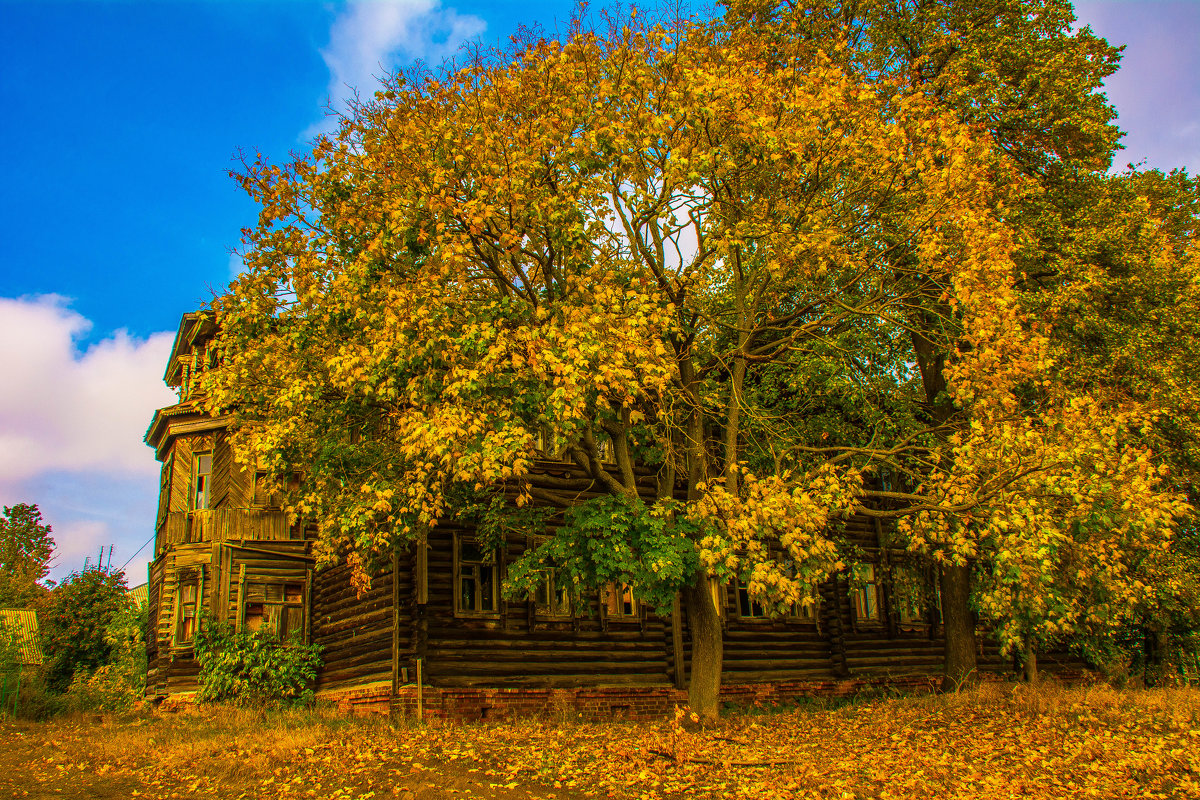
[0,503,55,608]
[1030,168,1200,679]
[39,566,132,693]
[206,2,1188,714]
[722,0,1198,685]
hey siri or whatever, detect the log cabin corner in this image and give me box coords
[143,312,1074,719]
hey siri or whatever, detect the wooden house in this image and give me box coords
[144,313,1062,718]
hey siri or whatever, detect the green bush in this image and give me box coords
[62,600,147,713]
[38,567,132,693]
[194,619,321,706]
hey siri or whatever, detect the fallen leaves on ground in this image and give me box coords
[1,682,1197,799]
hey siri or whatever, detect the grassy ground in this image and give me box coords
[1,681,1197,799]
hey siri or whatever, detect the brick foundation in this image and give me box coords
[381,674,960,722]
[177,670,1081,722]
[315,681,394,715]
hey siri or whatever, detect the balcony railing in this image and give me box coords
[156,508,293,554]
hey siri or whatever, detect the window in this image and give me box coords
[252,471,278,508]
[852,563,880,622]
[158,454,173,520]
[528,537,571,618]
[534,570,572,617]
[176,581,198,644]
[455,535,498,615]
[243,581,306,640]
[191,452,212,510]
[736,580,767,619]
[603,582,638,618]
[791,582,820,621]
[891,565,923,624]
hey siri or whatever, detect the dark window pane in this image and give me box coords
[461,575,477,612]
[479,567,495,611]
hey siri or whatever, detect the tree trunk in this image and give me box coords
[1142,623,1163,686]
[1022,640,1039,683]
[940,563,977,691]
[684,574,723,721]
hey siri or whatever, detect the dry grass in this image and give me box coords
[1,682,1197,799]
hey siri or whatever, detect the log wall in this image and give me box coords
[146,450,1057,705]
[416,525,672,689]
[312,554,403,693]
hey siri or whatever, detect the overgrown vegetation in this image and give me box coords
[0,683,1196,798]
[39,566,137,694]
[0,510,147,720]
[193,619,322,706]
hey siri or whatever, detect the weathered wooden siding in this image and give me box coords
[145,557,165,696]
[156,508,291,551]
[312,555,403,692]
[720,580,836,683]
[419,526,672,688]
[209,431,233,510]
[168,436,193,514]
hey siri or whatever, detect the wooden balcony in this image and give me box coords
[156,508,294,554]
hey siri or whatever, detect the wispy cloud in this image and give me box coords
[307,0,486,136]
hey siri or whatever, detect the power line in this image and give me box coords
[118,534,155,573]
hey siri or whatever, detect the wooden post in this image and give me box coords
[416,532,428,605]
[235,563,247,631]
[391,550,401,696]
[670,593,686,689]
[416,657,424,723]
[197,565,206,633]
[304,566,313,645]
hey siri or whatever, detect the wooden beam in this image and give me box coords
[671,593,686,689]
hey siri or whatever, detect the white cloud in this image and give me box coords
[0,295,176,485]
[50,519,111,575]
[307,0,486,136]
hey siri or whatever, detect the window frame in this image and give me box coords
[191,452,213,511]
[735,578,769,620]
[453,532,500,618]
[851,563,882,623]
[602,581,639,620]
[240,579,307,642]
[174,570,201,648]
[787,581,821,623]
[533,568,573,619]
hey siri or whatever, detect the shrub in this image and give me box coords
[194,619,321,706]
[61,600,147,713]
[38,566,131,693]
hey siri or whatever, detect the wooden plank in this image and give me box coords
[169,438,193,513]
[671,593,685,689]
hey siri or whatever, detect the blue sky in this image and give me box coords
[0,0,1196,586]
